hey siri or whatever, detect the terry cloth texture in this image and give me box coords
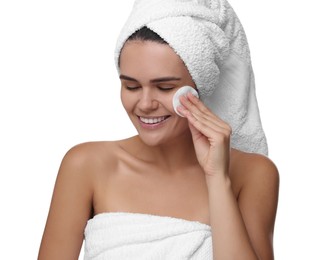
[84,212,212,259]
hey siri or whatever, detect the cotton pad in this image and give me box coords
[172,86,199,117]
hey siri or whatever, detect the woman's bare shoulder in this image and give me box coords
[230,149,279,195]
[231,149,278,175]
[57,136,139,182]
[61,140,126,170]
[38,140,128,259]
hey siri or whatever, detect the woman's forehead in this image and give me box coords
[119,41,190,78]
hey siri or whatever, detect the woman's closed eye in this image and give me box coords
[157,85,175,91]
[124,85,175,91]
[125,85,141,91]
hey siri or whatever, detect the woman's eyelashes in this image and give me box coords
[124,84,175,91]
[157,85,174,91]
[125,85,141,91]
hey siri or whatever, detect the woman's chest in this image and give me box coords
[93,168,211,225]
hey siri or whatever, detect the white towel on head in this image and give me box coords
[84,212,212,259]
[115,0,268,155]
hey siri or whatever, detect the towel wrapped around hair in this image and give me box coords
[115,0,268,155]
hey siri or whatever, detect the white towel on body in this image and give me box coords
[84,212,212,259]
[114,0,268,155]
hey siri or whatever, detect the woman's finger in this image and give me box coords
[179,106,231,138]
[179,94,231,133]
[180,93,227,127]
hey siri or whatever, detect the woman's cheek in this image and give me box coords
[120,90,132,111]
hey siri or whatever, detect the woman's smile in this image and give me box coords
[137,115,171,129]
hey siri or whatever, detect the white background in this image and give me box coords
[1,0,316,259]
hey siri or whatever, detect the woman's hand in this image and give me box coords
[179,93,279,260]
[178,92,232,177]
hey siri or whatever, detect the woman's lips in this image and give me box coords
[137,116,170,129]
[139,116,168,124]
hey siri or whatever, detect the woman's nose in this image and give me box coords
[138,89,159,111]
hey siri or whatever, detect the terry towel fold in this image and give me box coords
[84,212,212,259]
[115,0,268,155]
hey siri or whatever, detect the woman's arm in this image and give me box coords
[236,154,279,259]
[207,155,279,260]
[179,93,279,259]
[38,145,94,260]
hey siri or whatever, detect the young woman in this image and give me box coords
[38,1,279,259]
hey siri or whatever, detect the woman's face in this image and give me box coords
[119,40,196,146]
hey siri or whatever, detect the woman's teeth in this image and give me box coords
[139,116,167,124]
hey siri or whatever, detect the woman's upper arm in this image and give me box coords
[38,144,94,260]
[237,155,279,260]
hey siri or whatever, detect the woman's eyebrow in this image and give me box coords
[119,74,181,83]
[150,77,181,83]
[119,75,138,82]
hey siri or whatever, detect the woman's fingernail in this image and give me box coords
[177,105,184,111]
[177,106,187,117]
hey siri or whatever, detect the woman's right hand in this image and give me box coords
[177,92,232,179]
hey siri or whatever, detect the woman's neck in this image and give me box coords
[123,130,199,173]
